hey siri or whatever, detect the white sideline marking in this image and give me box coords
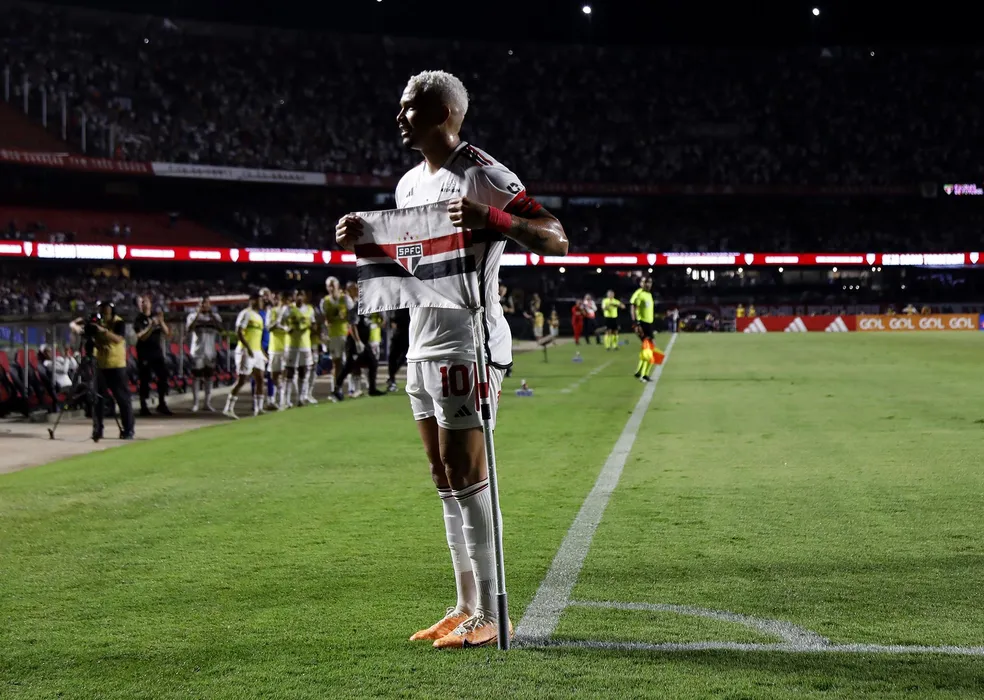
[559,360,614,394]
[515,335,677,642]
[571,599,828,646]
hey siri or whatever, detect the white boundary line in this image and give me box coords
[559,360,614,394]
[515,333,984,656]
[515,335,677,642]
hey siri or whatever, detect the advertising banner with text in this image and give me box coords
[855,314,979,332]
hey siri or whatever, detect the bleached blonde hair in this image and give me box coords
[405,70,469,118]
[325,276,339,292]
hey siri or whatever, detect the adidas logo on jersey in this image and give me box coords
[743,318,767,333]
[784,317,808,332]
[825,316,849,332]
[453,405,473,419]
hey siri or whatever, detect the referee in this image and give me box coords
[630,276,656,377]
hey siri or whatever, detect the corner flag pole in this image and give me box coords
[471,307,510,650]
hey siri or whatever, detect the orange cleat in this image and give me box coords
[409,608,470,642]
[433,612,514,649]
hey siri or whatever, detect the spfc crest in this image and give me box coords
[396,243,424,274]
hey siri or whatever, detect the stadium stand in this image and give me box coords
[0,207,235,246]
[1,5,980,185]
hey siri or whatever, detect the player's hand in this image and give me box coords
[447,197,490,230]
[335,214,364,252]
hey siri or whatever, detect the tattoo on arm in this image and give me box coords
[506,208,569,256]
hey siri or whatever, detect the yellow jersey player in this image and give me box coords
[549,309,560,338]
[283,290,318,408]
[630,276,663,382]
[320,276,354,400]
[223,291,268,418]
[601,289,625,351]
[267,291,291,410]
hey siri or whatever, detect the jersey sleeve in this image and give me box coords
[630,290,641,307]
[186,312,196,331]
[472,164,543,217]
[235,309,250,332]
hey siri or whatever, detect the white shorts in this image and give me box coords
[406,360,505,431]
[370,341,380,360]
[268,351,285,373]
[235,348,267,375]
[327,336,347,360]
[533,325,544,339]
[192,353,216,371]
[285,347,313,369]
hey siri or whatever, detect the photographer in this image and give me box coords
[70,301,135,441]
[133,294,172,416]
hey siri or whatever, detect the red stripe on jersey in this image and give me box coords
[464,145,494,166]
[355,230,473,260]
[505,190,543,217]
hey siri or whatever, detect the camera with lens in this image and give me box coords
[81,312,103,355]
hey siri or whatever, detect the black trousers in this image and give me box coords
[95,367,134,434]
[340,336,378,391]
[583,317,599,342]
[138,354,169,407]
[387,331,409,382]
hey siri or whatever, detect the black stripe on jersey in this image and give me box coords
[459,145,494,168]
[464,145,494,166]
[357,256,477,282]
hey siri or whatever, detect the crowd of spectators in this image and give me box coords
[2,5,980,185]
[0,271,221,317]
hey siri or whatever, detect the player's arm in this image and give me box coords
[629,292,639,323]
[448,197,567,256]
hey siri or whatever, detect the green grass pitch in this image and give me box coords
[2,333,984,698]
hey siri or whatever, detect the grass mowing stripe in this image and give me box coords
[515,334,676,643]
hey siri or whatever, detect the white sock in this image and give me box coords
[191,377,199,404]
[253,395,263,415]
[271,382,279,406]
[346,375,354,394]
[204,377,212,403]
[327,373,335,394]
[453,480,497,620]
[300,372,310,400]
[439,488,476,615]
[291,375,299,402]
[225,394,237,411]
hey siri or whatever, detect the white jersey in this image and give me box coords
[395,141,540,367]
[186,309,223,357]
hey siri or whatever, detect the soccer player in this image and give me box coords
[223,291,268,418]
[601,289,625,350]
[283,290,318,408]
[267,291,291,410]
[629,276,664,382]
[186,295,223,412]
[320,276,353,400]
[549,308,560,338]
[524,294,544,341]
[259,287,277,410]
[335,70,568,649]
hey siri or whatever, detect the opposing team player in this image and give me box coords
[630,276,665,382]
[320,276,354,400]
[267,291,291,410]
[335,70,568,648]
[223,291,268,418]
[186,295,223,412]
[601,289,625,350]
